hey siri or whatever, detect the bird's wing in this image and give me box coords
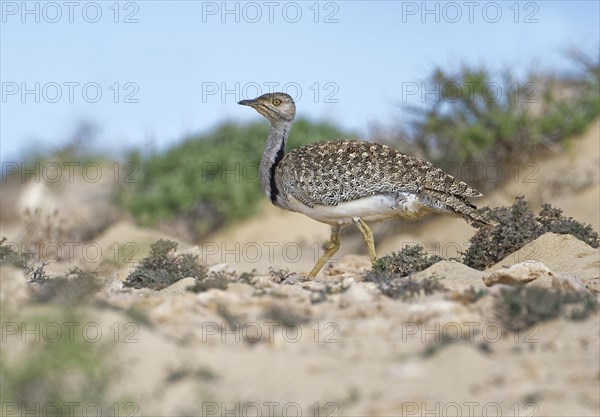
[277,140,483,208]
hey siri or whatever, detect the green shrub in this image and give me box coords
[463,197,599,270]
[373,244,442,276]
[124,239,206,290]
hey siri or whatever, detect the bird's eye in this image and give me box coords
[272,99,282,106]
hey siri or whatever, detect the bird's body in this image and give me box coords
[239,92,491,277]
[272,140,487,225]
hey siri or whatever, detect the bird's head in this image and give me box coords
[238,92,296,124]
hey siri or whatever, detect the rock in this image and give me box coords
[484,260,590,293]
[487,233,600,291]
[483,261,554,287]
[161,277,197,294]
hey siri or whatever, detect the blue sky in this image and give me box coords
[1,1,599,163]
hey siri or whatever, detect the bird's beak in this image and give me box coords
[238,99,256,106]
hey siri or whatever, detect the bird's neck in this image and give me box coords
[260,120,292,205]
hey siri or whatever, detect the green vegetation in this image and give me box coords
[118,119,353,239]
[368,244,446,299]
[463,197,599,270]
[0,237,29,269]
[124,239,207,290]
[493,286,598,330]
[372,244,442,276]
[0,310,113,416]
[389,49,599,192]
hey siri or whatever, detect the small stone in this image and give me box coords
[483,261,554,287]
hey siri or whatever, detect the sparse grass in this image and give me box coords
[363,271,446,300]
[373,244,442,276]
[124,239,207,290]
[463,197,599,270]
[493,286,598,330]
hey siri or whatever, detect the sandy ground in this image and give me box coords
[2,232,599,416]
[1,121,599,416]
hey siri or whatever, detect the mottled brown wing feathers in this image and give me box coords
[276,140,483,211]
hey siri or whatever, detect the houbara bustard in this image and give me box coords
[239,92,491,277]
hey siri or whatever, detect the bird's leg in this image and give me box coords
[309,225,341,277]
[353,218,377,262]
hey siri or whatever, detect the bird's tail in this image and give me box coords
[424,189,498,228]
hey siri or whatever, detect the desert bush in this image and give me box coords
[493,286,598,330]
[118,119,352,239]
[0,237,29,269]
[124,239,206,290]
[463,197,599,270]
[363,271,446,300]
[372,244,442,276]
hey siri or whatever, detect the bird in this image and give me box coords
[238,92,493,277]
